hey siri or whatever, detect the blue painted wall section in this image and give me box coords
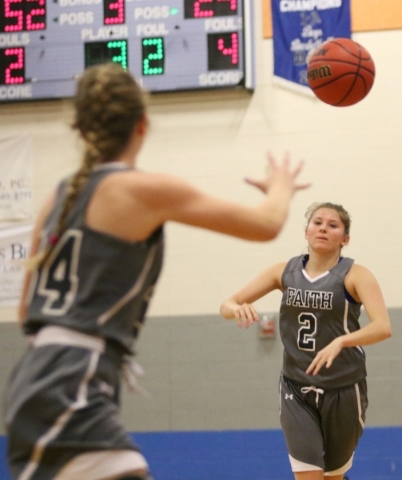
[0,427,401,480]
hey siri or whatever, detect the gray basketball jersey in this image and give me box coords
[24,164,164,355]
[280,255,366,388]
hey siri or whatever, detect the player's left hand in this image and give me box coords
[244,152,310,195]
[306,337,344,376]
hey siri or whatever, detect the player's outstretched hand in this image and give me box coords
[233,303,259,329]
[244,152,310,195]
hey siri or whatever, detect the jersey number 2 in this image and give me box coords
[37,230,82,315]
[297,313,317,351]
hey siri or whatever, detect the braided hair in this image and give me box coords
[33,63,146,269]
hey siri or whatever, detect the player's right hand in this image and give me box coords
[233,303,259,329]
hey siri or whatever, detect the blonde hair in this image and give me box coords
[32,63,146,269]
[305,202,351,235]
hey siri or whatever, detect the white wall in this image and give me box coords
[0,2,401,321]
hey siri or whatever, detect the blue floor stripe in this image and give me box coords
[0,427,401,479]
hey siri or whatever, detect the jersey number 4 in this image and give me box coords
[297,312,317,351]
[37,230,82,315]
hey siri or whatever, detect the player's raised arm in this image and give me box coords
[134,153,309,242]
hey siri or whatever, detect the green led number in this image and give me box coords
[142,37,164,76]
[107,40,127,69]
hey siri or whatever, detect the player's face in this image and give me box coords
[305,208,349,254]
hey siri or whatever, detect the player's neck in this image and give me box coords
[118,124,146,167]
[304,251,340,277]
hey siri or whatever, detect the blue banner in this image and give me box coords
[271,0,351,92]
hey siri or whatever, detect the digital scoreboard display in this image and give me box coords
[0,0,254,101]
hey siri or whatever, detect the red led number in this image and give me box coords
[26,0,45,30]
[194,0,212,18]
[207,31,239,71]
[6,48,24,83]
[0,47,25,84]
[103,0,124,25]
[184,0,237,19]
[1,0,46,32]
[217,32,238,65]
[4,0,22,31]
[194,0,237,17]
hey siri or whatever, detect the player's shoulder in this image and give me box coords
[119,170,184,189]
[348,262,371,274]
[104,170,196,210]
[274,261,288,272]
[263,261,287,277]
[344,263,382,301]
[271,260,292,284]
[283,254,304,271]
[346,262,376,282]
[99,169,173,192]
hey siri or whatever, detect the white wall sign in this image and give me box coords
[0,134,34,222]
[0,224,32,307]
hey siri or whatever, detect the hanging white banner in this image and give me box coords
[0,224,32,307]
[0,134,34,222]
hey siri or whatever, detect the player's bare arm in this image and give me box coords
[220,262,286,328]
[306,263,391,376]
[146,156,308,240]
[86,154,309,244]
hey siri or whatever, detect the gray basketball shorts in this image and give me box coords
[5,342,138,480]
[279,374,368,475]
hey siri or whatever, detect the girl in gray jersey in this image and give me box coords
[4,63,309,480]
[221,202,391,480]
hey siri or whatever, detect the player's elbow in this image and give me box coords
[220,305,231,320]
[382,324,392,340]
[246,205,287,241]
[257,221,283,241]
[258,207,288,241]
[377,321,392,342]
[238,225,281,242]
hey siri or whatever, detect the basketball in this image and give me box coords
[307,38,375,107]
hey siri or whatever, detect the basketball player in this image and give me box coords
[4,63,309,480]
[220,202,391,480]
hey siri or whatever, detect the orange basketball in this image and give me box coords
[307,38,375,107]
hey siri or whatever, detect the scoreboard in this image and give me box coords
[0,0,254,101]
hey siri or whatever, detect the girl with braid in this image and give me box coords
[220,202,391,480]
[5,63,308,480]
